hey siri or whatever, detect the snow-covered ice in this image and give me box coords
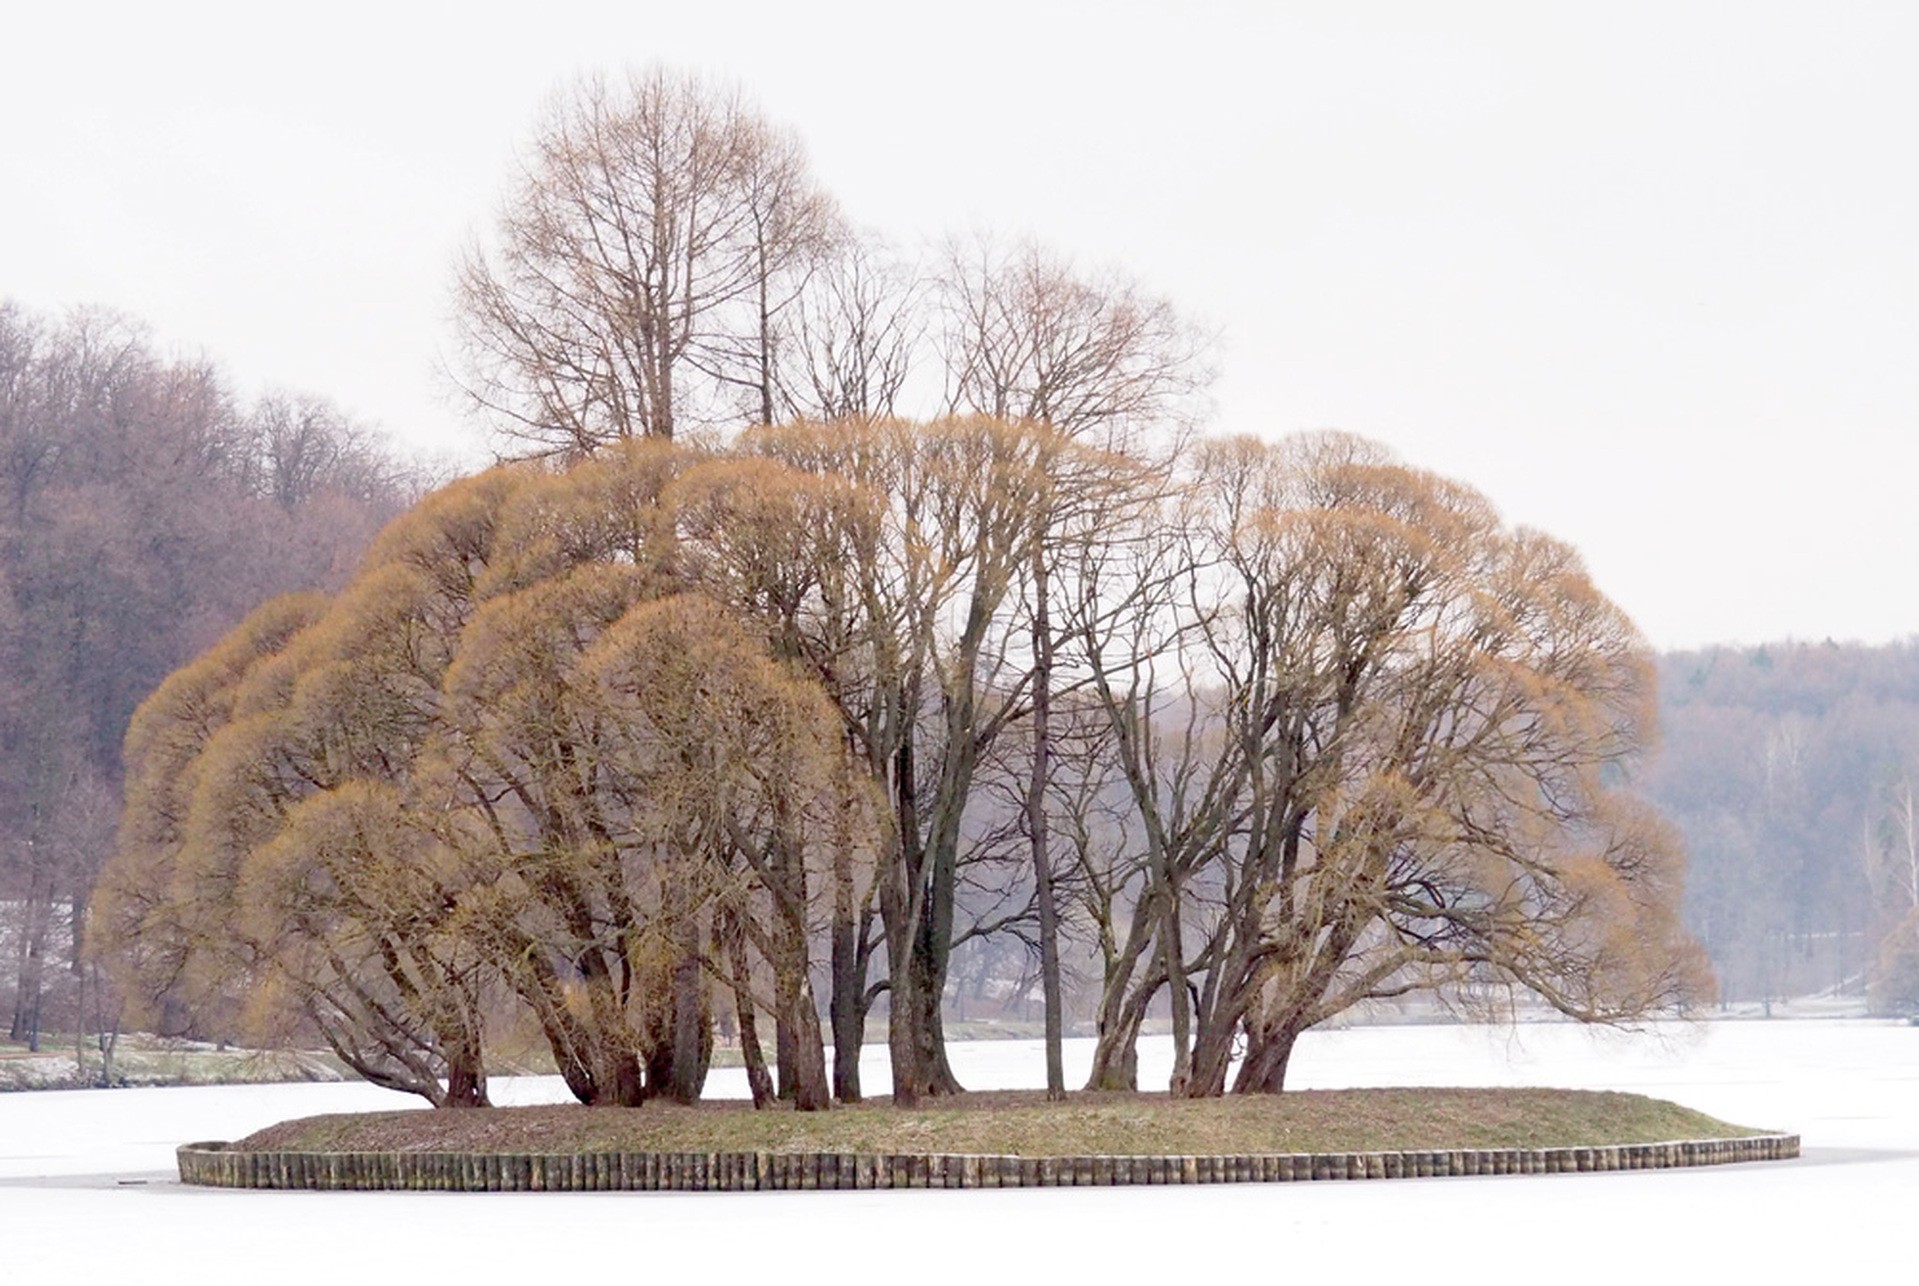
[1,1020,1911,1281]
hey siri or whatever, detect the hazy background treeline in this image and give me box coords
[1645,641,1919,1012]
[0,300,424,1046]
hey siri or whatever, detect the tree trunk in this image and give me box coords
[1085,981,1151,1091]
[828,779,871,1101]
[1161,888,1192,1095]
[1186,1011,1238,1097]
[756,246,777,428]
[828,889,868,1102]
[780,974,832,1111]
[880,732,966,1102]
[773,925,826,1106]
[885,942,919,1107]
[908,903,962,1094]
[441,1028,490,1108]
[522,967,609,1104]
[1084,894,1160,1090]
[9,863,52,1050]
[1187,943,1258,1097]
[666,929,711,1103]
[880,727,923,1106]
[1028,549,1065,1099]
[651,336,676,440]
[720,904,776,1107]
[1232,1020,1302,1094]
[89,964,119,1089]
[774,977,799,1101]
[907,787,967,1096]
[584,969,647,1106]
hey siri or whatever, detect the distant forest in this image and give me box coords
[2,291,1915,1052]
[1645,641,1919,1011]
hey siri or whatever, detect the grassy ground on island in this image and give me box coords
[234,1087,1769,1157]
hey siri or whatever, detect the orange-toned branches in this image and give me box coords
[236,783,491,1105]
[1079,433,1709,1094]
[580,593,871,1109]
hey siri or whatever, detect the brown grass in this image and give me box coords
[234,1087,1769,1157]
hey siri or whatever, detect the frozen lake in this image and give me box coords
[2,1020,1912,1279]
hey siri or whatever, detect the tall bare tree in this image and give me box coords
[452,67,839,453]
[937,233,1210,442]
[934,235,1209,1095]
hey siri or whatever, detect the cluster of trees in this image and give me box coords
[56,65,1720,1111]
[1645,641,1919,1013]
[87,65,1708,1109]
[0,301,421,1052]
[95,418,1709,1108]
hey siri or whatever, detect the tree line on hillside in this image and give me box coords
[1645,641,1919,1014]
[0,301,423,1051]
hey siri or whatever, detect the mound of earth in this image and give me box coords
[234,1086,1766,1157]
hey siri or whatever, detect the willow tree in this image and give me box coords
[1076,433,1711,1093]
[93,471,524,1104]
[95,442,871,1108]
[90,592,328,1041]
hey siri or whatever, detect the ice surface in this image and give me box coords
[1,1020,1911,1280]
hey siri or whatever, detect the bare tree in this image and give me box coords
[933,235,1210,1094]
[246,393,413,508]
[1075,434,1710,1093]
[937,233,1210,442]
[775,231,926,422]
[452,67,839,453]
[1868,772,1919,1013]
[1875,774,1919,913]
[0,302,417,1050]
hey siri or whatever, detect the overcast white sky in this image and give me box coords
[4,1,1914,650]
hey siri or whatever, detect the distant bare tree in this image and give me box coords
[246,393,413,508]
[775,231,925,421]
[937,233,1210,442]
[1875,774,1919,914]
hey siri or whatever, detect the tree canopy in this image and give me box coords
[95,419,1707,1106]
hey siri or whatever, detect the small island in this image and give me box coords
[177,1088,1794,1191]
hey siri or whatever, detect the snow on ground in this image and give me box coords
[2,1020,1912,1281]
